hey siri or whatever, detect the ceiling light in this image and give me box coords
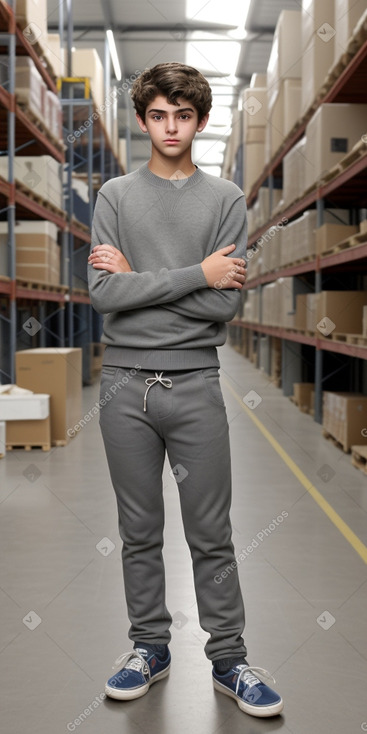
[106,29,122,82]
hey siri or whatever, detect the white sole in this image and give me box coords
[105,663,171,700]
[213,678,284,717]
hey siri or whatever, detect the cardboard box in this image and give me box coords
[363,305,367,337]
[0,155,62,210]
[267,10,302,110]
[72,48,105,112]
[242,87,268,130]
[243,289,260,323]
[13,57,46,124]
[5,416,51,449]
[295,293,309,331]
[293,383,315,411]
[317,291,367,334]
[306,293,319,332]
[315,223,359,255]
[304,104,367,190]
[301,33,335,115]
[322,392,367,451]
[333,0,366,66]
[283,136,314,206]
[43,33,67,78]
[301,0,335,50]
[278,276,314,329]
[15,348,82,445]
[0,220,60,285]
[0,393,49,420]
[16,0,48,47]
[243,143,265,197]
[250,73,267,88]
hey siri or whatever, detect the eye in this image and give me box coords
[151,114,163,121]
[179,114,191,120]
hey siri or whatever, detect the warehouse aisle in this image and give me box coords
[1,343,367,734]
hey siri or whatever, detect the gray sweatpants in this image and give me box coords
[99,364,247,662]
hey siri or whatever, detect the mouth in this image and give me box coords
[164,139,180,143]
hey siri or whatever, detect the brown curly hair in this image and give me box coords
[130,62,212,123]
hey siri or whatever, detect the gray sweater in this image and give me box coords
[88,162,247,370]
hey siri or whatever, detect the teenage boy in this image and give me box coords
[88,62,283,718]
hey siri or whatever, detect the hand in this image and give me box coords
[88,244,132,273]
[201,244,247,289]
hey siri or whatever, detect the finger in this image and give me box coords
[219,244,236,254]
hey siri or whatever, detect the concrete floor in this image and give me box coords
[1,343,366,734]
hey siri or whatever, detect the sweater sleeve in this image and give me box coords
[88,191,208,314]
[159,195,247,323]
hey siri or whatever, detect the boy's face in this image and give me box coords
[136,95,209,160]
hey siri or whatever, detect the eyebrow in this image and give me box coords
[147,107,195,114]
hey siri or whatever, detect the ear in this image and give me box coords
[136,112,148,133]
[197,113,209,133]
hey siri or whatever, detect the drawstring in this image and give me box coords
[143,372,172,412]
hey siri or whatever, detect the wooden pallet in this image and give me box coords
[330,332,348,342]
[345,334,367,347]
[16,278,68,294]
[320,233,360,258]
[15,179,66,218]
[16,102,64,152]
[322,429,349,453]
[6,442,51,452]
[351,445,367,475]
[289,395,311,414]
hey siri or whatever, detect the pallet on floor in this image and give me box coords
[6,442,51,452]
[351,445,367,475]
[322,429,349,453]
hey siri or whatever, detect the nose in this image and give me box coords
[165,115,178,134]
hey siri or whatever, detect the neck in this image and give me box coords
[148,147,196,179]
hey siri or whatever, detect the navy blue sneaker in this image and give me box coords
[105,646,171,700]
[213,663,283,717]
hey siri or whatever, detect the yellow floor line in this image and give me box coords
[223,378,367,565]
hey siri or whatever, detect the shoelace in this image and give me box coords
[234,665,276,697]
[143,372,172,412]
[112,651,150,679]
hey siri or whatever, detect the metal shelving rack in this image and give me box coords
[0,0,124,384]
[230,30,367,423]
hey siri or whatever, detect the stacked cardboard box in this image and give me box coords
[260,226,282,274]
[11,56,46,124]
[315,223,358,256]
[71,48,105,113]
[280,211,318,267]
[301,0,335,115]
[242,289,260,323]
[16,348,82,445]
[266,10,302,164]
[280,209,351,267]
[0,220,60,285]
[305,293,319,332]
[0,387,51,449]
[316,291,367,334]
[265,78,302,163]
[0,155,62,210]
[322,392,367,451]
[293,383,315,412]
[16,0,48,48]
[241,86,267,196]
[304,104,367,190]
[43,33,67,78]
[262,277,313,328]
[363,306,367,337]
[333,0,367,68]
[282,137,314,207]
